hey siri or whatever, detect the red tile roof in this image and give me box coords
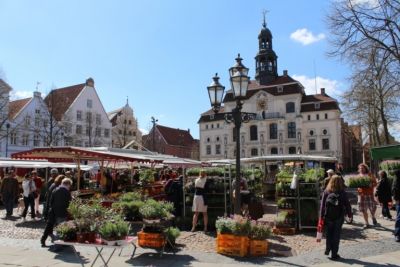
[300,93,340,112]
[44,83,85,121]
[9,98,31,119]
[223,76,303,102]
[301,93,336,103]
[156,125,195,147]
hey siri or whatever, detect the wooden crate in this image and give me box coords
[249,239,269,256]
[272,227,296,235]
[137,231,166,248]
[216,234,249,257]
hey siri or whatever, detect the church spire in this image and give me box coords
[255,12,278,85]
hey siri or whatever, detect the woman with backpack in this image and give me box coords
[375,170,392,220]
[320,175,353,260]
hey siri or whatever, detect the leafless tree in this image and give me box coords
[327,0,400,64]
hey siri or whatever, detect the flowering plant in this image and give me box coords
[249,221,271,240]
[346,175,371,188]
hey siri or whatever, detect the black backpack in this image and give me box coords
[324,192,343,221]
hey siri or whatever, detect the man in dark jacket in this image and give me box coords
[43,168,59,220]
[40,177,72,247]
[393,170,400,242]
[375,170,392,220]
[0,168,19,218]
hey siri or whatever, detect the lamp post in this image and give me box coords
[151,116,158,152]
[207,54,254,215]
[5,123,10,157]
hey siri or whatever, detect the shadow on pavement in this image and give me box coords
[340,257,399,267]
[126,253,196,267]
[50,245,90,265]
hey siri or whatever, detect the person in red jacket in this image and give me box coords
[32,170,43,216]
[357,163,378,228]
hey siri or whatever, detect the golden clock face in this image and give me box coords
[257,99,267,110]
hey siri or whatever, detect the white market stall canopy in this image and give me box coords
[240,154,338,163]
[0,158,92,170]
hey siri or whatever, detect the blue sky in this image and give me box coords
[0,0,351,139]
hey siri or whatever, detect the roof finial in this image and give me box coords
[35,81,41,92]
[262,9,269,28]
[126,96,129,106]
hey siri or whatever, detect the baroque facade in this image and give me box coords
[108,100,142,149]
[198,22,356,166]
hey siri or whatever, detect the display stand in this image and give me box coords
[298,181,319,230]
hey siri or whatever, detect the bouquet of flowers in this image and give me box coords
[345,175,371,188]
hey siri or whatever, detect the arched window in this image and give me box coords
[286,102,295,113]
[269,123,277,139]
[288,147,296,154]
[250,125,258,141]
[270,147,278,154]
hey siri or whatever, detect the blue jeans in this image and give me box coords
[395,203,400,237]
[3,195,15,216]
[325,217,344,257]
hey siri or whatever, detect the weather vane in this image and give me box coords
[262,9,269,27]
[36,81,41,91]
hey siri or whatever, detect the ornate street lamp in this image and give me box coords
[207,54,254,215]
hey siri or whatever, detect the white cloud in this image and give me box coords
[390,123,400,141]
[350,0,379,8]
[10,90,33,100]
[290,28,326,45]
[292,75,341,97]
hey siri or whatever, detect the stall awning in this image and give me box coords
[11,146,162,163]
[0,158,92,170]
[370,144,400,160]
[240,154,337,163]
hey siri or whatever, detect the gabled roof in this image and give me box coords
[9,97,31,119]
[300,93,340,112]
[0,79,12,93]
[44,83,85,121]
[155,124,195,147]
[223,76,303,102]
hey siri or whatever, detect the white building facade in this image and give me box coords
[45,78,112,147]
[198,23,343,162]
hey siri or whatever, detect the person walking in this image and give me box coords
[43,168,59,220]
[41,176,71,247]
[357,163,378,228]
[32,170,43,216]
[320,175,353,260]
[375,170,393,220]
[392,170,400,242]
[322,169,335,191]
[191,170,209,232]
[21,173,36,221]
[0,168,19,218]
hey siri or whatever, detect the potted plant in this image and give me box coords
[346,175,371,188]
[139,199,174,224]
[164,227,180,245]
[55,221,77,242]
[249,221,271,256]
[99,217,130,246]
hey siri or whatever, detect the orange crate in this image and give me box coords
[249,239,269,256]
[137,231,166,248]
[216,234,249,257]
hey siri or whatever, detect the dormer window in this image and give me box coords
[277,86,283,93]
[315,102,320,109]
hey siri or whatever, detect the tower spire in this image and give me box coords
[262,9,269,28]
[126,96,129,106]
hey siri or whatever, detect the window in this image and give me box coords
[35,109,40,114]
[206,137,210,143]
[76,110,82,121]
[133,131,136,137]
[250,125,258,141]
[217,123,220,128]
[211,124,214,129]
[22,134,29,146]
[87,99,93,108]
[10,132,17,145]
[33,134,40,147]
[25,116,31,126]
[104,129,110,138]
[315,103,320,109]
[309,139,316,151]
[269,123,277,139]
[323,129,328,135]
[206,145,211,155]
[316,114,320,120]
[288,147,296,154]
[288,122,296,138]
[216,144,221,155]
[325,113,328,119]
[95,127,101,137]
[128,120,132,125]
[277,86,283,93]
[86,112,92,122]
[35,117,40,127]
[286,102,295,113]
[96,114,101,125]
[309,130,314,136]
[251,148,258,156]
[76,125,82,134]
[322,138,330,150]
[216,136,220,142]
[308,115,311,121]
[271,147,278,154]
